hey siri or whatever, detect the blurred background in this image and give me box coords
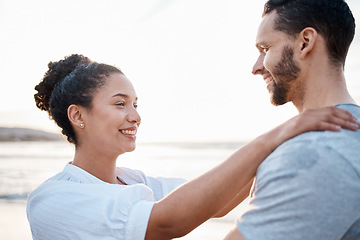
[1,0,358,143]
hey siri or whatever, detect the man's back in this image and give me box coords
[237,104,360,240]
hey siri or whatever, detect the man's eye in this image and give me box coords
[133,104,138,109]
[116,102,125,106]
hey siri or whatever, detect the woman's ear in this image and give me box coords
[298,27,318,60]
[67,105,85,129]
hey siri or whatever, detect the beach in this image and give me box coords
[0,200,31,240]
[0,140,247,239]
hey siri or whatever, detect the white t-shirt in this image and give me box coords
[26,163,186,240]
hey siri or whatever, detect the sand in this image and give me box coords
[0,201,32,240]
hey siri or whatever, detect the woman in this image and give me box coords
[26,54,359,240]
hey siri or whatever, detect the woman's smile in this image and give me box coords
[119,127,137,139]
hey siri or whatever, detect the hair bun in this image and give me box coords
[34,54,92,112]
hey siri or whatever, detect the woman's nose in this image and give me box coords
[128,108,141,125]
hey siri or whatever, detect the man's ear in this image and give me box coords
[67,104,85,129]
[298,27,318,60]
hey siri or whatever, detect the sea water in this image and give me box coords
[0,140,249,239]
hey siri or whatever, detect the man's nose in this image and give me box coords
[252,54,265,75]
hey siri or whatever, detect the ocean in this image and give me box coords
[0,140,249,240]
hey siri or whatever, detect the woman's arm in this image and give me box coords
[145,107,360,240]
[213,178,254,218]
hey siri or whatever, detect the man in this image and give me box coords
[225,0,360,239]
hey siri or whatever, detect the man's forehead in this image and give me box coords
[258,11,277,36]
[255,11,282,44]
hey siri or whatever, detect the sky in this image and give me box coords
[1,0,360,143]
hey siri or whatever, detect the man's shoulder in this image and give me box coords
[272,129,357,157]
[273,103,360,161]
[257,116,360,181]
[257,136,324,179]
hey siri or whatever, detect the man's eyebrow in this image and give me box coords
[112,93,138,100]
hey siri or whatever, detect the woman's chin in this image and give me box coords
[126,144,137,153]
[116,140,138,155]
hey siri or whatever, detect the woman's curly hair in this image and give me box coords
[34,54,122,144]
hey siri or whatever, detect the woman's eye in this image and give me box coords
[116,102,125,106]
[133,103,138,109]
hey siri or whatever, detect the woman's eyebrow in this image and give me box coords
[112,93,128,98]
[112,93,138,100]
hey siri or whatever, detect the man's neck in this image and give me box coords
[293,68,356,113]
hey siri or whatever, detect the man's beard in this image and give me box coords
[270,45,301,106]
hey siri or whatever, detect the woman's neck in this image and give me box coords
[71,146,120,184]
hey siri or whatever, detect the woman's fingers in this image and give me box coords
[267,106,359,150]
[327,107,360,130]
[299,107,360,132]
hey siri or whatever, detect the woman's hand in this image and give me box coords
[290,106,359,132]
[269,106,359,151]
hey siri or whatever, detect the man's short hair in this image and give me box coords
[263,0,356,66]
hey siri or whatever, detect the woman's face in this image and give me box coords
[81,73,141,157]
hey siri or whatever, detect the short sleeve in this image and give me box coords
[237,139,360,240]
[125,199,155,239]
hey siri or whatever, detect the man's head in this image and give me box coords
[263,0,355,67]
[253,0,356,107]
